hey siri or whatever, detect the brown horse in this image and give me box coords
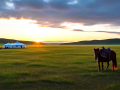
[94,48,117,71]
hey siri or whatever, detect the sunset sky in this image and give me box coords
[0,0,120,43]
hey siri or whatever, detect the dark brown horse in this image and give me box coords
[94,48,117,71]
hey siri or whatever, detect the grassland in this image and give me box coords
[0,45,120,90]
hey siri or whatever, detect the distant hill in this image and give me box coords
[0,38,44,45]
[61,38,120,45]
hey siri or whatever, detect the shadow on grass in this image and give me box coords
[27,64,46,67]
[12,62,26,65]
[104,83,120,90]
[16,72,31,76]
[40,79,74,85]
[0,78,75,90]
[1,62,26,67]
[0,74,16,81]
[27,63,60,68]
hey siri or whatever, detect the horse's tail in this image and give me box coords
[112,53,117,70]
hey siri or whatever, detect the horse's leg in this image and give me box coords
[112,60,114,70]
[105,62,109,71]
[98,62,101,71]
[102,62,104,71]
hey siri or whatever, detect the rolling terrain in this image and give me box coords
[0,38,45,45]
[61,38,120,45]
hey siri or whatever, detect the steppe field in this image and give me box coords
[0,45,120,90]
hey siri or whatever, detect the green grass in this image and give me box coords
[0,45,120,90]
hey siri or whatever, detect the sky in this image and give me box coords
[0,0,120,43]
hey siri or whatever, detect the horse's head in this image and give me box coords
[94,48,99,60]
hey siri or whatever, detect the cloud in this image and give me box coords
[72,29,84,32]
[12,0,46,10]
[49,0,70,10]
[95,31,120,35]
[72,29,120,35]
[1,0,120,28]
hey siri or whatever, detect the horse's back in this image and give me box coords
[110,50,116,59]
[98,49,116,62]
[111,50,116,55]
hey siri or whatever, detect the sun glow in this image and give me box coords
[1,17,120,42]
[0,17,72,41]
[36,40,40,42]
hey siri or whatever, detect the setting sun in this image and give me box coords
[36,40,40,43]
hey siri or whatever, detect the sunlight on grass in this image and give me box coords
[0,45,120,90]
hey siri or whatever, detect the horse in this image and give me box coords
[94,48,117,71]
